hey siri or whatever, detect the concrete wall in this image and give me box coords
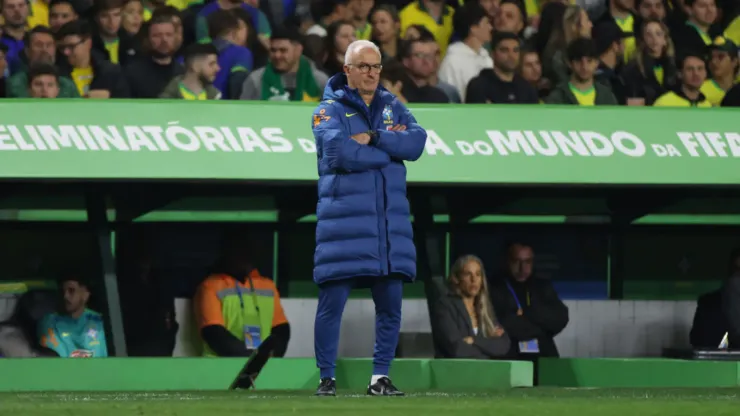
[0,296,697,358]
[172,298,697,358]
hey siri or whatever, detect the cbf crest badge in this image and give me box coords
[382,105,394,125]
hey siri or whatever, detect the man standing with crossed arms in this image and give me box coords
[310,39,428,397]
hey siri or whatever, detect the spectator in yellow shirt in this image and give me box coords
[725,14,739,45]
[27,0,49,29]
[399,0,454,57]
[654,52,712,107]
[349,0,373,40]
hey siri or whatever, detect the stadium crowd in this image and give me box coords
[0,0,738,105]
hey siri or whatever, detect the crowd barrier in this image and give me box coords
[0,101,737,185]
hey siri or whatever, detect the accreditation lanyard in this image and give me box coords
[505,281,530,309]
[234,275,261,316]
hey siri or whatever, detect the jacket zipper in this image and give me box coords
[342,96,388,275]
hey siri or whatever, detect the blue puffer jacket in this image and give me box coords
[311,74,427,284]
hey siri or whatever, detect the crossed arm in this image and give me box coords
[313,101,428,173]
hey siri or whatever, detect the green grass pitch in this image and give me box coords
[1,388,739,416]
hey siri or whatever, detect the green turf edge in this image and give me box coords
[538,358,740,388]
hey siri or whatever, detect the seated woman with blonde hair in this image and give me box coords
[433,255,512,359]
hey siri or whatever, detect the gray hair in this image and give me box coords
[344,40,382,65]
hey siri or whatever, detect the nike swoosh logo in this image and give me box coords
[346,113,357,117]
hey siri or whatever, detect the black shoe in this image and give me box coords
[315,378,336,396]
[366,377,405,396]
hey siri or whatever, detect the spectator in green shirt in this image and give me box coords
[7,26,80,98]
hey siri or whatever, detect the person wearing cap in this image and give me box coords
[545,37,618,105]
[699,36,738,106]
[594,0,637,63]
[653,51,711,106]
[593,19,627,104]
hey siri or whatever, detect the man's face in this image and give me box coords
[148,22,176,57]
[638,0,666,20]
[681,56,707,89]
[97,7,123,37]
[508,244,534,282]
[349,0,374,21]
[345,48,382,93]
[269,39,300,72]
[196,54,220,83]
[2,0,29,27]
[62,280,89,314]
[28,32,56,64]
[30,74,60,98]
[58,35,91,67]
[50,3,78,32]
[690,0,717,26]
[570,56,598,82]
[470,16,493,44]
[492,38,520,73]
[520,51,541,83]
[710,50,736,78]
[403,40,438,79]
[494,3,523,34]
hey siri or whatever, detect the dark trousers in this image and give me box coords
[314,276,403,379]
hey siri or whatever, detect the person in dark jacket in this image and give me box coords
[593,20,628,104]
[546,37,619,105]
[489,242,569,359]
[91,0,140,66]
[622,18,678,105]
[721,83,740,106]
[55,20,130,98]
[124,11,182,98]
[433,255,512,360]
[691,249,740,348]
[311,39,427,397]
[6,26,80,97]
[466,31,538,104]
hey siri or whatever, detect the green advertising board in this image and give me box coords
[0,100,738,185]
